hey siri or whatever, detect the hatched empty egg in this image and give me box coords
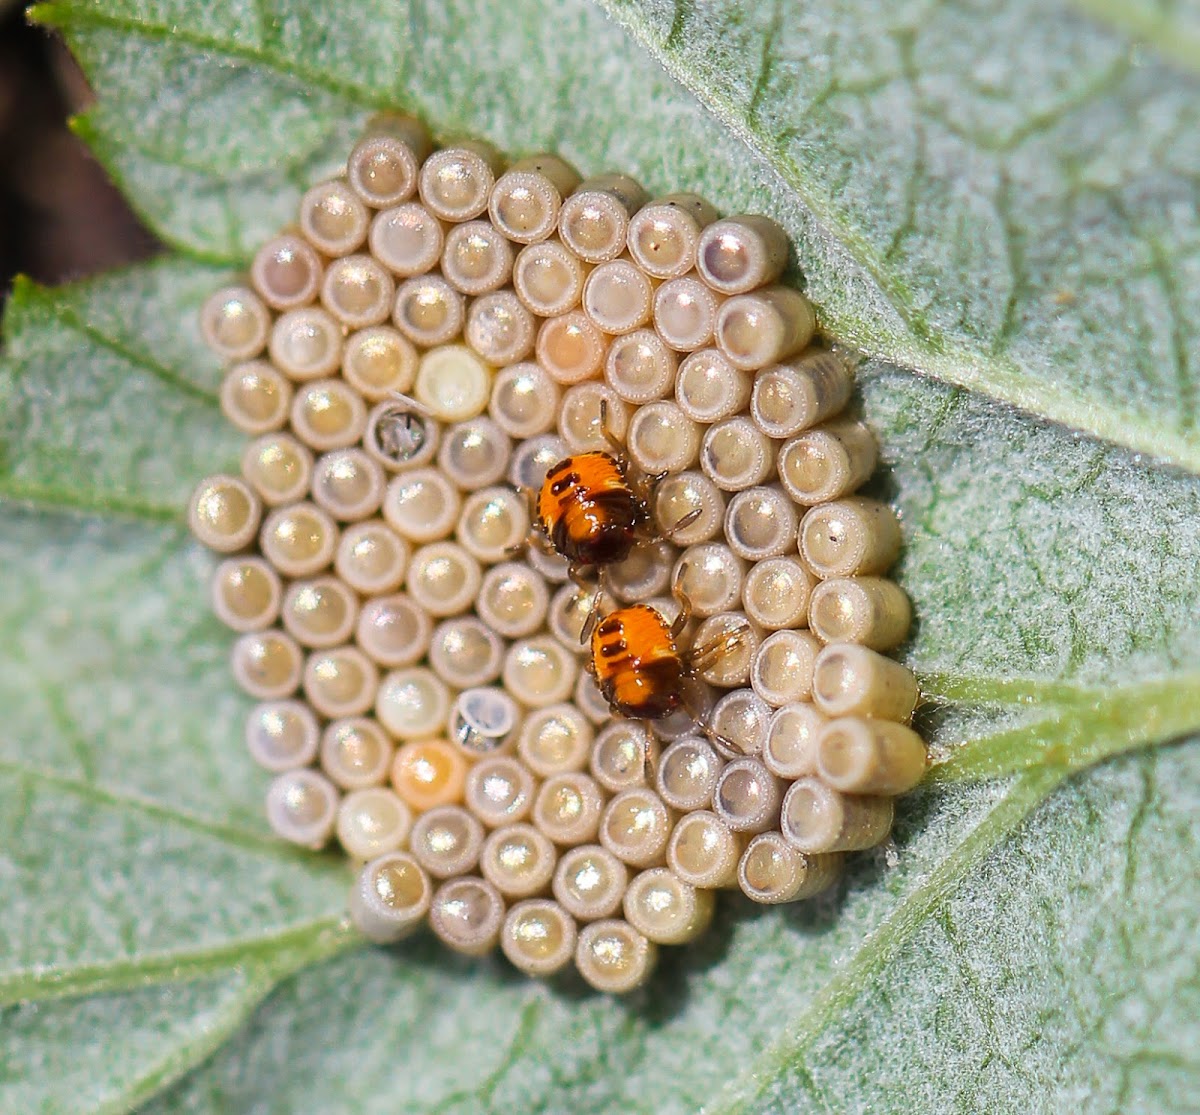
[449,687,521,757]
[366,402,440,472]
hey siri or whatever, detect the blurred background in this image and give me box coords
[0,5,156,310]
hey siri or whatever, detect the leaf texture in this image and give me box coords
[1,0,1197,1110]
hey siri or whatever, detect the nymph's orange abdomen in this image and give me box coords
[590,604,685,720]
[537,452,642,566]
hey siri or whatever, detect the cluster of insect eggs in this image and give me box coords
[189,114,925,993]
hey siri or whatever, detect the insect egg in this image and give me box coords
[558,174,646,263]
[489,154,580,244]
[336,787,413,861]
[350,852,432,943]
[696,214,789,294]
[575,919,657,993]
[347,123,427,207]
[429,876,506,956]
[628,193,718,279]
[219,360,292,435]
[245,700,321,772]
[299,179,370,257]
[201,286,270,360]
[501,899,578,977]
[369,202,444,277]
[419,144,500,222]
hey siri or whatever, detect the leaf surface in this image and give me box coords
[2,0,1198,1110]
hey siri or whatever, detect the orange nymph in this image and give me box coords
[536,451,645,569]
[589,603,686,721]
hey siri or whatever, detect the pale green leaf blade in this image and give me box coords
[1,0,1198,1109]
[738,748,1200,1114]
[0,261,239,516]
[36,0,1200,468]
[0,505,354,1003]
[865,368,1200,683]
[0,751,348,1004]
[0,971,277,1115]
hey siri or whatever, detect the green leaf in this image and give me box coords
[2,0,1197,1110]
[0,972,279,1115]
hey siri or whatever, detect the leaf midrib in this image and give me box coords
[0,909,355,1006]
[0,754,319,857]
[28,3,393,109]
[0,754,354,1006]
[8,275,220,405]
[94,967,281,1115]
[924,670,1200,782]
